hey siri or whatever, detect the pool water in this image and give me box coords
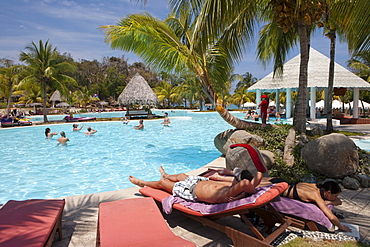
[0,110,291,204]
[0,111,241,203]
[354,139,370,152]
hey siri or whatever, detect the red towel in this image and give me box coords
[230,144,266,173]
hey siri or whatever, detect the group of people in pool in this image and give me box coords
[131,112,171,130]
[129,165,351,232]
[44,124,98,145]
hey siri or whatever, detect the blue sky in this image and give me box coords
[1,0,352,79]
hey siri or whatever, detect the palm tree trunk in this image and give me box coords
[43,80,49,122]
[215,103,266,129]
[294,21,310,134]
[6,79,13,116]
[326,29,336,133]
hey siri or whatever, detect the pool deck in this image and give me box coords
[52,148,370,246]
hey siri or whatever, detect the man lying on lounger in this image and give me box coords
[129,164,265,204]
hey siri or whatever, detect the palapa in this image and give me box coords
[50,90,62,102]
[118,73,158,107]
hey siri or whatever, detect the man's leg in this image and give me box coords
[160,166,188,182]
[129,176,175,193]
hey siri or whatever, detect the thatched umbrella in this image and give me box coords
[50,90,61,108]
[118,73,158,108]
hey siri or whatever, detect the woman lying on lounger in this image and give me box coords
[129,164,265,204]
[267,178,351,232]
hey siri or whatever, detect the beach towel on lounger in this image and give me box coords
[162,184,274,214]
[270,196,334,230]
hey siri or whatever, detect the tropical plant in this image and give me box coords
[155,81,180,108]
[0,65,25,115]
[101,1,264,129]
[19,40,77,122]
[178,75,204,109]
[347,50,370,82]
[234,72,258,92]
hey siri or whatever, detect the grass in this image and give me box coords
[280,238,370,247]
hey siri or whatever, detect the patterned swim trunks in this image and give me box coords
[172,176,209,202]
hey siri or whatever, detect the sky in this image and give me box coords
[0,0,353,80]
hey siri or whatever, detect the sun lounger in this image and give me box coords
[96,197,195,247]
[139,182,304,247]
[1,118,13,127]
[0,199,65,247]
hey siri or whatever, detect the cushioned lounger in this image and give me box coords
[96,197,195,247]
[0,199,65,247]
[139,183,304,247]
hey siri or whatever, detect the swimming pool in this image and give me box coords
[0,110,248,204]
[354,139,370,152]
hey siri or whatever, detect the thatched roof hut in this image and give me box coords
[50,90,61,102]
[50,90,62,108]
[118,73,158,107]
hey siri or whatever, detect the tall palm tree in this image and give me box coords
[0,65,25,116]
[101,2,262,129]
[19,40,76,122]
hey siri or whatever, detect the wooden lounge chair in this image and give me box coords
[139,182,304,247]
[0,199,65,247]
[96,197,196,247]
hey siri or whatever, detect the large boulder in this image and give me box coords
[301,133,359,178]
[225,145,269,177]
[214,129,265,155]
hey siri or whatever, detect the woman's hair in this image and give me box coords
[318,181,341,194]
[60,131,66,137]
[45,128,50,137]
[240,170,254,182]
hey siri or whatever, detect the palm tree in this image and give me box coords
[347,50,370,82]
[19,40,76,122]
[101,2,263,129]
[0,65,25,116]
[235,72,258,92]
[155,81,179,108]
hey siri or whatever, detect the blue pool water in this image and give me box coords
[0,110,250,204]
[354,139,370,152]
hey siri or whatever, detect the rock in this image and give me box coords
[260,150,275,169]
[225,145,269,177]
[310,126,324,136]
[214,129,265,155]
[283,128,296,167]
[342,177,360,190]
[297,133,309,146]
[301,133,359,178]
[357,174,370,188]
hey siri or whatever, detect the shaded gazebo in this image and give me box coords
[118,73,159,110]
[248,48,370,119]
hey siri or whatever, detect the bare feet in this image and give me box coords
[129,176,145,187]
[159,166,168,179]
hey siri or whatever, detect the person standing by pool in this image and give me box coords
[134,119,144,130]
[73,124,84,131]
[258,95,269,125]
[161,112,171,126]
[45,128,58,139]
[85,126,97,135]
[57,131,70,146]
